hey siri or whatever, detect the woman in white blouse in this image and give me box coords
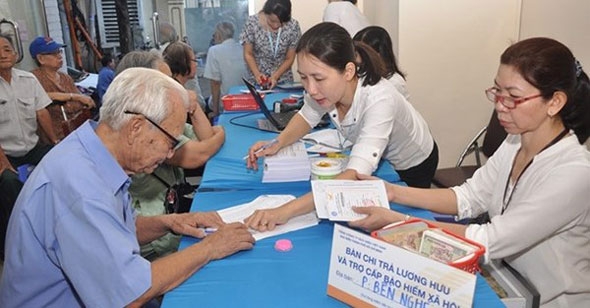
[350,37,590,308]
[353,26,410,101]
[244,22,437,229]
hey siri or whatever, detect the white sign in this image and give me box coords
[328,224,476,308]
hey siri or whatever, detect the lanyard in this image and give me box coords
[267,28,282,57]
[501,127,569,214]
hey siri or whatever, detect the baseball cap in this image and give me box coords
[29,36,66,59]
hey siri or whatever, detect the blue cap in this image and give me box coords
[29,36,66,59]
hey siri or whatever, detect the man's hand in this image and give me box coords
[200,222,255,260]
[0,149,16,174]
[168,211,225,238]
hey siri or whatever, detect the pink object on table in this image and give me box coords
[274,239,293,252]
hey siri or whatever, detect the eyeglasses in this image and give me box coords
[485,87,543,109]
[124,110,180,149]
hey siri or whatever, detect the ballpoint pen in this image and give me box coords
[198,227,218,235]
[242,138,279,160]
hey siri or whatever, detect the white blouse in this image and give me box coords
[299,78,433,174]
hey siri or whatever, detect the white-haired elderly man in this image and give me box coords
[0,67,255,307]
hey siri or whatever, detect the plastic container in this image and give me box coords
[310,158,342,180]
[371,218,485,274]
[221,93,262,112]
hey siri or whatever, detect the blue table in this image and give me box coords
[162,189,504,307]
[199,91,400,191]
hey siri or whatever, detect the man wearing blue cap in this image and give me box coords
[0,33,58,260]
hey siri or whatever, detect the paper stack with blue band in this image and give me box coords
[29,36,66,59]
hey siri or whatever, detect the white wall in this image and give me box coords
[397,0,521,167]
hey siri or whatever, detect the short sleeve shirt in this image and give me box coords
[0,68,52,156]
[239,14,301,84]
[0,121,151,307]
[203,38,248,101]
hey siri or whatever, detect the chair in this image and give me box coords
[431,110,507,188]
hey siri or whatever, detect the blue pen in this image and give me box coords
[199,227,218,235]
[242,138,279,160]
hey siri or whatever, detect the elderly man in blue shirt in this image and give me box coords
[0,67,255,307]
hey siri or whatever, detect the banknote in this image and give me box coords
[419,230,476,263]
[373,221,428,252]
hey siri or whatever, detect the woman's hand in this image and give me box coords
[245,139,281,170]
[77,94,96,109]
[348,207,403,231]
[244,206,291,232]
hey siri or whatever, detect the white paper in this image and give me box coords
[303,129,353,153]
[311,180,390,221]
[262,142,311,183]
[217,195,319,241]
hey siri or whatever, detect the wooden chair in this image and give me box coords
[432,110,507,188]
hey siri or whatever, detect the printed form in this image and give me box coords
[311,180,390,221]
[217,195,319,240]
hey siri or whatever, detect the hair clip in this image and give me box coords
[575,59,583,78]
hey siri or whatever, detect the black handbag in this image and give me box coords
[152,172,196,214]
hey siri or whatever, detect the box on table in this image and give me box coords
[221,93,262,112]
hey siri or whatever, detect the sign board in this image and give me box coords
[327,224,476,308]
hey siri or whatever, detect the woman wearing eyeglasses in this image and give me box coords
[29,36,95,142]
[240,0,301,89]
[350,37,590,307]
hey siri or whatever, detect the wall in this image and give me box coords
[397,0,521,168]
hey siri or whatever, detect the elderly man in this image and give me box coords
[0,67,254,307]
[203,21,247,119]
[0,33,57,260]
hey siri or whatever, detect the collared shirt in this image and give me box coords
[0,68,52,156]
[0,121,151,307]
[299,78,433,174]
[203,38,248,108]
[453,134,590,307]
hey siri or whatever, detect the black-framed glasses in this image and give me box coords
[485,87,543,109]
[124,110,180,149]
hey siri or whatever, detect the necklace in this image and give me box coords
[501,127,569,214]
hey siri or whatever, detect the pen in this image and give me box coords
[198,227,218,235]
[242,138,279,160]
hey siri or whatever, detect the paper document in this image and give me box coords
[262,141,311,183]
[217,195,319,241]
[311,180,390,221]
[303,129,353,153]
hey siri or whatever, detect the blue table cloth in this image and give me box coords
[162,189,504,307]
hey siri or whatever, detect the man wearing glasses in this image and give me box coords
[0,68,255,307]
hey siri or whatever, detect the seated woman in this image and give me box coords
[244,22,438,230]
[350,37,590,307]
[29,36,95,141]
[353,26,410,101]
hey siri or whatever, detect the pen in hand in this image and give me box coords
[198,227,218,235]
[243,138,279,160]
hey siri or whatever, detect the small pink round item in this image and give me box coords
[274,239,293,252]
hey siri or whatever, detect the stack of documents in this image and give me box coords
[262,141,311,183]
[311,180,390,221]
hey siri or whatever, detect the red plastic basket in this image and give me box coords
[371,218,485,274]
[222,93,262,112]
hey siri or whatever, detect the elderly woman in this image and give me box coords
[29,36,95,141]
